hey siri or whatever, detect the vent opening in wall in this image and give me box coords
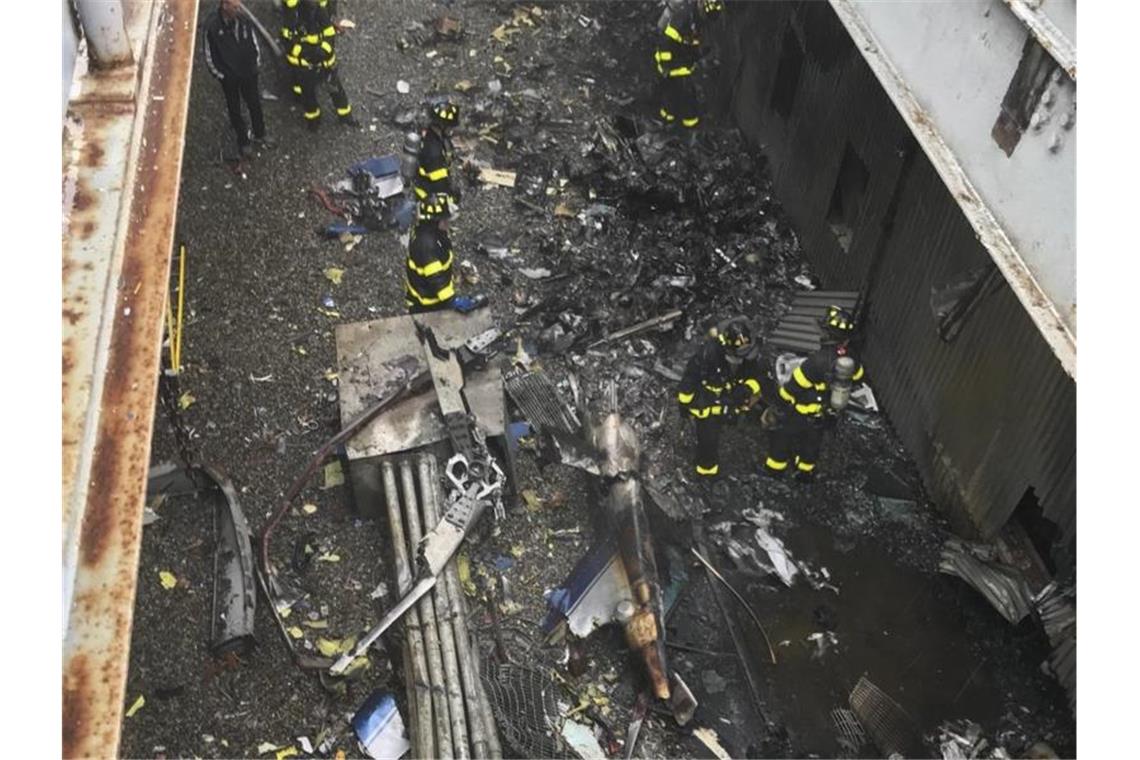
[827,143,869,252]
[770,25,804,118]
[1011,487,1060,576]
[991,35,1061,157]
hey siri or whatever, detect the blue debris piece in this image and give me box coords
[506,421,533,453]
[350,155,401,178]
[352,691,410,760]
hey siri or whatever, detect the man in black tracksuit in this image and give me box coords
[676,318,763,478]
[764,306,865,482]
[414,100,461,206]
[405,195,457,313]
[283,0,356,131]
[203,0,271,156]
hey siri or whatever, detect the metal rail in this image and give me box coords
[62,1,199,757]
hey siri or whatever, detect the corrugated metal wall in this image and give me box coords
[720,2,1075,557]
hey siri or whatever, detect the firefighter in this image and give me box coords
[676,317,763,478]
[283,0,357,131]
[203,0,273,157]
[764,305,865,482]
[653,0,724,132]
[413,100,461,206]
[406,194,456,313]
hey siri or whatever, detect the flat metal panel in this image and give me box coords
[334,312,505,459]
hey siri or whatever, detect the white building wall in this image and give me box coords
[842,0,1076,358]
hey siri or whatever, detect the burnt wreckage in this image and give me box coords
[117,2,1075,758]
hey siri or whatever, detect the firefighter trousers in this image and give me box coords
[298,67,352,122]
[693,416,721,476]
[220,73,265,146]
[657,75,700,129]
[765,417,822,475]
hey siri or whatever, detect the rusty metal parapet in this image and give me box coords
[61,1,198,757]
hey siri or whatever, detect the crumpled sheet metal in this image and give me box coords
[1034,583,1076,715]
[542,536,634,640]
[938,539,1033,624]
[146,462,257,655]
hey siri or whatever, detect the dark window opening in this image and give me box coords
[991,36,1060,156]
[827,143,869,252]
[1012,487,1060,576]
[797,0,848,71]
[770,25,804,118]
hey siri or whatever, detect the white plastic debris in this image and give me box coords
[352,692,410,760]
[754,530,799,587]
[561,719,606,760]
[396,80,410,94]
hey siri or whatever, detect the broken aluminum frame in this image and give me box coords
[146,462,257,655]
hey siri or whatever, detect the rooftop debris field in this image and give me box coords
[121,1,1075,758]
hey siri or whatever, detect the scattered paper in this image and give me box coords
[396,80,410,94]
[257,743,282,755]
[520,489,542,512]
[519,267,552,280]
[317,552,341,563]
[302,503,318,515]
[457,553,476,595]
[336,19,356,30]
[454,79,475,92]
[178,391,196,410]
[478,168,517,187]
[322,460,344,489]
[317,637,357,657]
[303,620,329,629]
[324,267,344,285]
[693,727,732,760]
[288,626,304,639]
[159,571,178,590]
[125,695,146,718]
[298,737,314,754]
[276,748,298,760]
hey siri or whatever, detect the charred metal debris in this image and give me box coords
[128,1,1077,757]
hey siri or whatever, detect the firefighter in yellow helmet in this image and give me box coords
[676,317,763,478]
[405,194,456,313]
[764,306,865,482]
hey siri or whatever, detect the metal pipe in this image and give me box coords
[382,461,435,758]
[75,0,133,67]
[400,459,455,758]
[425,456,502,759]
[420,455,480,759]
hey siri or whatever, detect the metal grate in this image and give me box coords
[504,369,581,434]
[849,676,922,758]
[769,290,860,353]
[481,659,574,759]
[830,707,868,759]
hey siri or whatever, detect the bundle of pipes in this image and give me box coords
[380,455,503,759]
